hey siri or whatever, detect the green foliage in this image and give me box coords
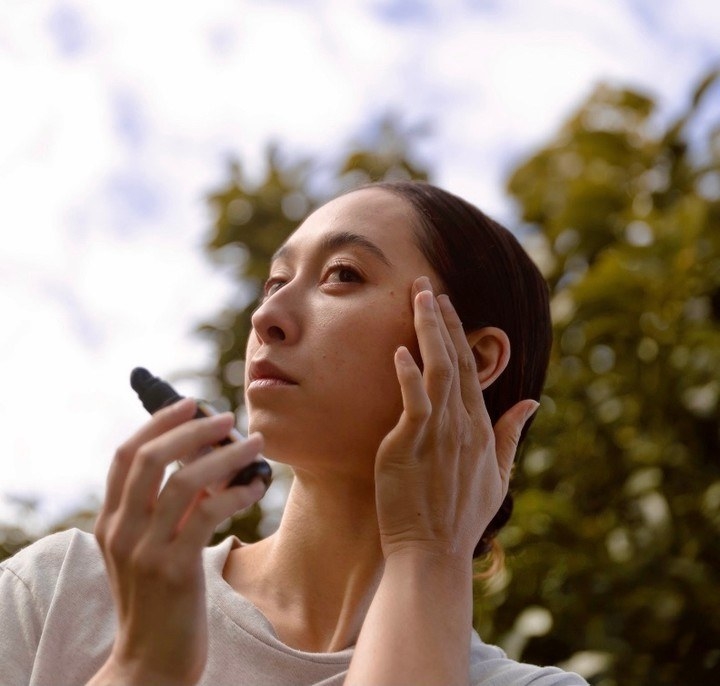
[473,71,720,685]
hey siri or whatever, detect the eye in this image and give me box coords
[325,263,364,285]
[263,276,286,298]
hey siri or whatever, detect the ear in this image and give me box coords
[466,327,511,390]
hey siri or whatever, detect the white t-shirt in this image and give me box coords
[0,529,587,685]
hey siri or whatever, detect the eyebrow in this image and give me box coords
[271,231,393,267]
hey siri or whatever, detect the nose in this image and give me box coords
[250,288,300,345]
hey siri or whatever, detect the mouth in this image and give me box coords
[247,359,298,386]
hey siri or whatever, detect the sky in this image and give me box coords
[1,0,719,532]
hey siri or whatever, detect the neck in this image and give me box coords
[223,467,385,652]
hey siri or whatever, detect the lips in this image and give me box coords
[247,359,298,385]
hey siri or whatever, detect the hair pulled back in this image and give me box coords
[369,181,553,558]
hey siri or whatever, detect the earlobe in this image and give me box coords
[466,327,511,390]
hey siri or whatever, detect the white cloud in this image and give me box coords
[1,0,718,529]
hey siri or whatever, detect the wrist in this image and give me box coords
[383,540,474,572]
[382,544,474,586]
[376,545,475,643]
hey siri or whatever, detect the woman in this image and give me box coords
[0,182,587,685]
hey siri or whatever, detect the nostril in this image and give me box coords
[268,325,286,341]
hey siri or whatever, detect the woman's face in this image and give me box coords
[244,187,441,476]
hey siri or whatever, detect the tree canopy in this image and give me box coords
[476,71,720,685]
[3,74,719,685]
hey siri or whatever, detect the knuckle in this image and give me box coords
[444,340,458,361]
[406,399,432,423]
[164,470,199,499]
[104,525,132,561]
[478,431,497,454]
[420,309,441,326]
[113,442,135,468]
[94,521,107,547]
[129,546,164,579]
[135,444,165,470]
[194,497,219,523]
[458,430,475,454]
[94,512,111,539]
[428,362,454,384]
[458,351,476,375]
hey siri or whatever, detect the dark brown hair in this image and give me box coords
[370,181,553,558]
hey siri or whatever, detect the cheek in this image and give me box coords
[244,335,259,385]
[321,305,417,388]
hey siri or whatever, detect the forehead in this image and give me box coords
[277,188,423,261]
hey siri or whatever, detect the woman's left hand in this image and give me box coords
[374,276,538,564]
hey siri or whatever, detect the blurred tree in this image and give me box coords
[0,496,38,562]
[473,71,720,685]
[199,115,431,545]
[0,494,99,562]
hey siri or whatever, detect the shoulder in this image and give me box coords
[1,528,104,602]
[469,631,588,685]
[1,529,116,684]
[2,527,101,574]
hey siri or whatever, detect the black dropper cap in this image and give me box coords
[130,367,184,414]
[129,366,273,488]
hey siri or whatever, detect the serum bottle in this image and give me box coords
[130,366,272,488]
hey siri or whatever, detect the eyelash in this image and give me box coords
[262,262,364,298]
[325,261,364,285]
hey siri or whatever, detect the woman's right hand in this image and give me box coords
[89,398,266,686]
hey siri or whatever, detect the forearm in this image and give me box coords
[346,549,473,686]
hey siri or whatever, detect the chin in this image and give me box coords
[247,403,400,464]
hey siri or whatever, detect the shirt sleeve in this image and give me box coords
[469,631,589,685]
[0,561,42,685]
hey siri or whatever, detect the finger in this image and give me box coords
[436,294,487,418]
[101,398,198,517]
[394,345,432,434]
[171,478,268,557]
[412,279,457,365]
[150,433,265,542]
[375,346,430,473]
[120,412,237,521]
[430,293,463,408]
[413,280,454,412]
[493,400,539,485]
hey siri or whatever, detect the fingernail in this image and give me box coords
[209,411,234,424]
[249,476,270,498]
[419,276,433,292]
[245,432,264,449]
[417,289,434,310]
[395,345,414,366]
[175,397,196,411]
[524,401,540,422]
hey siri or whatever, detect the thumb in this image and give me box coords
[494,400,540,483]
